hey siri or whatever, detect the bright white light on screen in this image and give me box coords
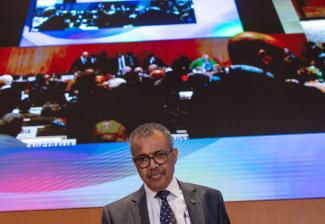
[77,0,136,2]
[301,19,325,43]
[37,0,64,8]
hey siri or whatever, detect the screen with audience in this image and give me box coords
[20,0,243,46]
[0,0,324,148]
[0,0,325,214]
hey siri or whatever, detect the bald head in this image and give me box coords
[0,75,13,87]
[81,51,90,58]
[228,32,286,67]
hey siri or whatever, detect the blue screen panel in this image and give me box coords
[1,133,324,211]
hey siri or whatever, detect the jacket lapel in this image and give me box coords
[131,182,205,224]
[130,185,150,224]
[178,181,205,224]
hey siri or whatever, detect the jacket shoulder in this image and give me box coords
[179,181,223,195]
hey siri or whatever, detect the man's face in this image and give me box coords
[203,54,209,61]
[132,131,178,192]
[81,51,89,58]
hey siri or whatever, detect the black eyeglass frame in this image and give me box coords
[132,148,174,169]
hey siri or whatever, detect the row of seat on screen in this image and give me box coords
[0,35,325,147]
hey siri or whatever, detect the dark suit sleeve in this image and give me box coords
[217,191,231,224]
[101,206,112,224]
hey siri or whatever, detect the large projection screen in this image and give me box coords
[1,0,325,214]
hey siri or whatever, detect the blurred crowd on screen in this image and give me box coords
[32,0,195,31]
[1,32,325,145]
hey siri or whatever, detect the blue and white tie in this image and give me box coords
[156,190,177,224]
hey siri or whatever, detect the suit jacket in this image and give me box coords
[111,54,137,75]
[101,180,230,224]
[143,55,165,69]
[0,86,21,117]
[70,57,93,72]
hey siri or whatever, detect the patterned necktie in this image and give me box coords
[156,190,177,224]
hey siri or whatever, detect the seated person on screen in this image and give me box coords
[228,32,323,84]
[0,74,21,117]
[101,123,230,224]
[0,113,26,149]
[190,54,218,73]
[113,52,136,76]
[93,120,127,142]
[227,31,296,81]
[144,52,165,70]
[89,52,103,72]
[70,51,93,73]
[186,31,325,137]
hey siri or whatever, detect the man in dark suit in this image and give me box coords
[101,123,230,224]
[143,52,165,71]
[0,75,21,117]
[187,31,325,138]
[70,51,93,73]
[112,52,137,76]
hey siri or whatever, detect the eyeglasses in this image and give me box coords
[133,149,173,169]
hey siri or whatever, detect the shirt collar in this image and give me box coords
[144,177,180,202]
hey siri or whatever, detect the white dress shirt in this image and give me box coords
[144,177,191,224]
[118,55,126,70]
